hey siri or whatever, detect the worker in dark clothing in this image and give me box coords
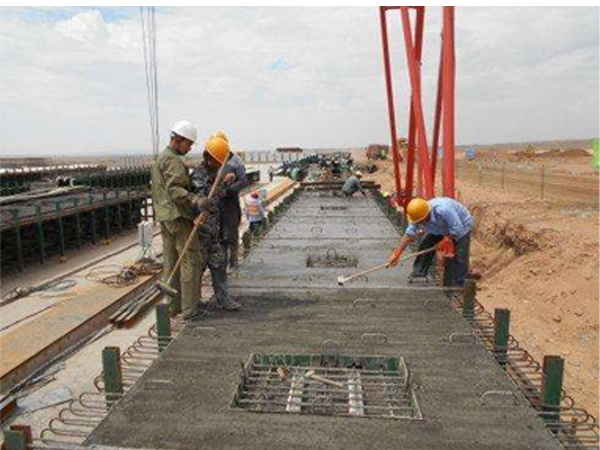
[210,131,248,272]
[342,171,366,197]
[191,137,241,312]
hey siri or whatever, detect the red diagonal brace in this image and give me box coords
[400,7,434,199]
[404,7,425,201]
[441,6,456,198]
[379,7,403,197]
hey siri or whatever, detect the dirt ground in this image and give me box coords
[359,151,599,419]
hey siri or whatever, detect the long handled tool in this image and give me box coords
[336,246,437,286]
[156,152,230,298]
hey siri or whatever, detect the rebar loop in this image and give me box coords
[39,315,182,447]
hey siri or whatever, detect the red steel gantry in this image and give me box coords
[379,6,456,205]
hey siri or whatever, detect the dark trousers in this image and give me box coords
[249,220,263,234]
[412,232,471,287]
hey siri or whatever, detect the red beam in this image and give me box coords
[404,7,425,201]
[400,6,434,198]
[379,7,403,196]
[441,6,456,198]
[431,44,443,189]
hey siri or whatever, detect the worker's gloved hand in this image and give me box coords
[194,212,208,227]
[197,197,213,211]
[387,247,404,267]
[438,236,456,258]
[223,173,236,184]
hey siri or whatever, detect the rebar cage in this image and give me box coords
[233,353,422,420]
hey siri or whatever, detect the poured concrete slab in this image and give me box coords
[86,190,561,450]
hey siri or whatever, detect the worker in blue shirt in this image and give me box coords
[388,197,473,287]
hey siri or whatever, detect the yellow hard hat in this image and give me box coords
[205,137,230,165]
[211,130,229,142]
[382,191,390,198]
[406,198,431,223]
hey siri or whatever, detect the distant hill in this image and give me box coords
[458,138,595,151]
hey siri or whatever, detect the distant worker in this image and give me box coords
[268,166,275,183]
[245,191,267,234]
[151,120,203,320]
[388,197,473,287]
[191,137,241,312]
[211,131,248,272]
[342,171,366,197]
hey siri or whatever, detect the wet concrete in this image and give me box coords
[86,190,562,450]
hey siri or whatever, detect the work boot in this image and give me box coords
[182,302,210,321]
[216,297,241,311]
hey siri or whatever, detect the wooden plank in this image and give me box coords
[0,272,159,394]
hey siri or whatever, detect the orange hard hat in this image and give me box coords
[406,198,431,223]
[205,137,230,165]
[211,130,229,142]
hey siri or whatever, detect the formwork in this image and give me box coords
[0,188,149,274]
[84,188,566,450]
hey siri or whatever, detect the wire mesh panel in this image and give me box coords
[233,353,422,420]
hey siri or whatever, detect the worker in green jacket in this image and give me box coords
[151,120,206,320]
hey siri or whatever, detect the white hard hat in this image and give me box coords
[170,120,198,143]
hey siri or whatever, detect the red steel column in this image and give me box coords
[441,6,456,198]
[404,7,425,201]
[379,7,403,196]
[400,6,433,198]
[431,44,444,189]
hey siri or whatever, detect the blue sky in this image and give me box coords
[0,6,598,156]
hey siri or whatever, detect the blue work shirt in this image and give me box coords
[405,197,473,240]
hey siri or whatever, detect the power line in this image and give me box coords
[140,6,160,158]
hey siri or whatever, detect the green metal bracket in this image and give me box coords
[55,202,66,257]
[73,198,82,249]
[3,425,31,450]
[115,190,123,231]
[11,210,24,271]
[103,192,110,238]
[462,279,476,320]
[90,194,98,244]
[156,304,172,352]
[35,204,46,264]
[102,346,123,407]
[3,430,27,450]
[541,355,564,426]
[493,308,510,367]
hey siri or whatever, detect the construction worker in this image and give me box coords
[151,120,203,320]
[245,191,266,234]
[268,166,275,183]
[210,131,248,271]
[388,197,473,287]
[342,171,366,197]
[191,137,241,312]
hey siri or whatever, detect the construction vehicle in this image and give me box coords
[366,144,389,160]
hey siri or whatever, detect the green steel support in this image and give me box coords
[55,202,66,257]
[115,190,123,231]
[103,192,110,238]
[73,198,82,249]
[90,194,98,244]
[126,189,133,229]
[462,279,476,320]
[11,210,24,271]
[493,308,510,367]
[156,304,172,352]
[102,346,123,407]
[3,430,27,450]
[541,355,564,426]
[3,425,32,450]
[35,204,46,264]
